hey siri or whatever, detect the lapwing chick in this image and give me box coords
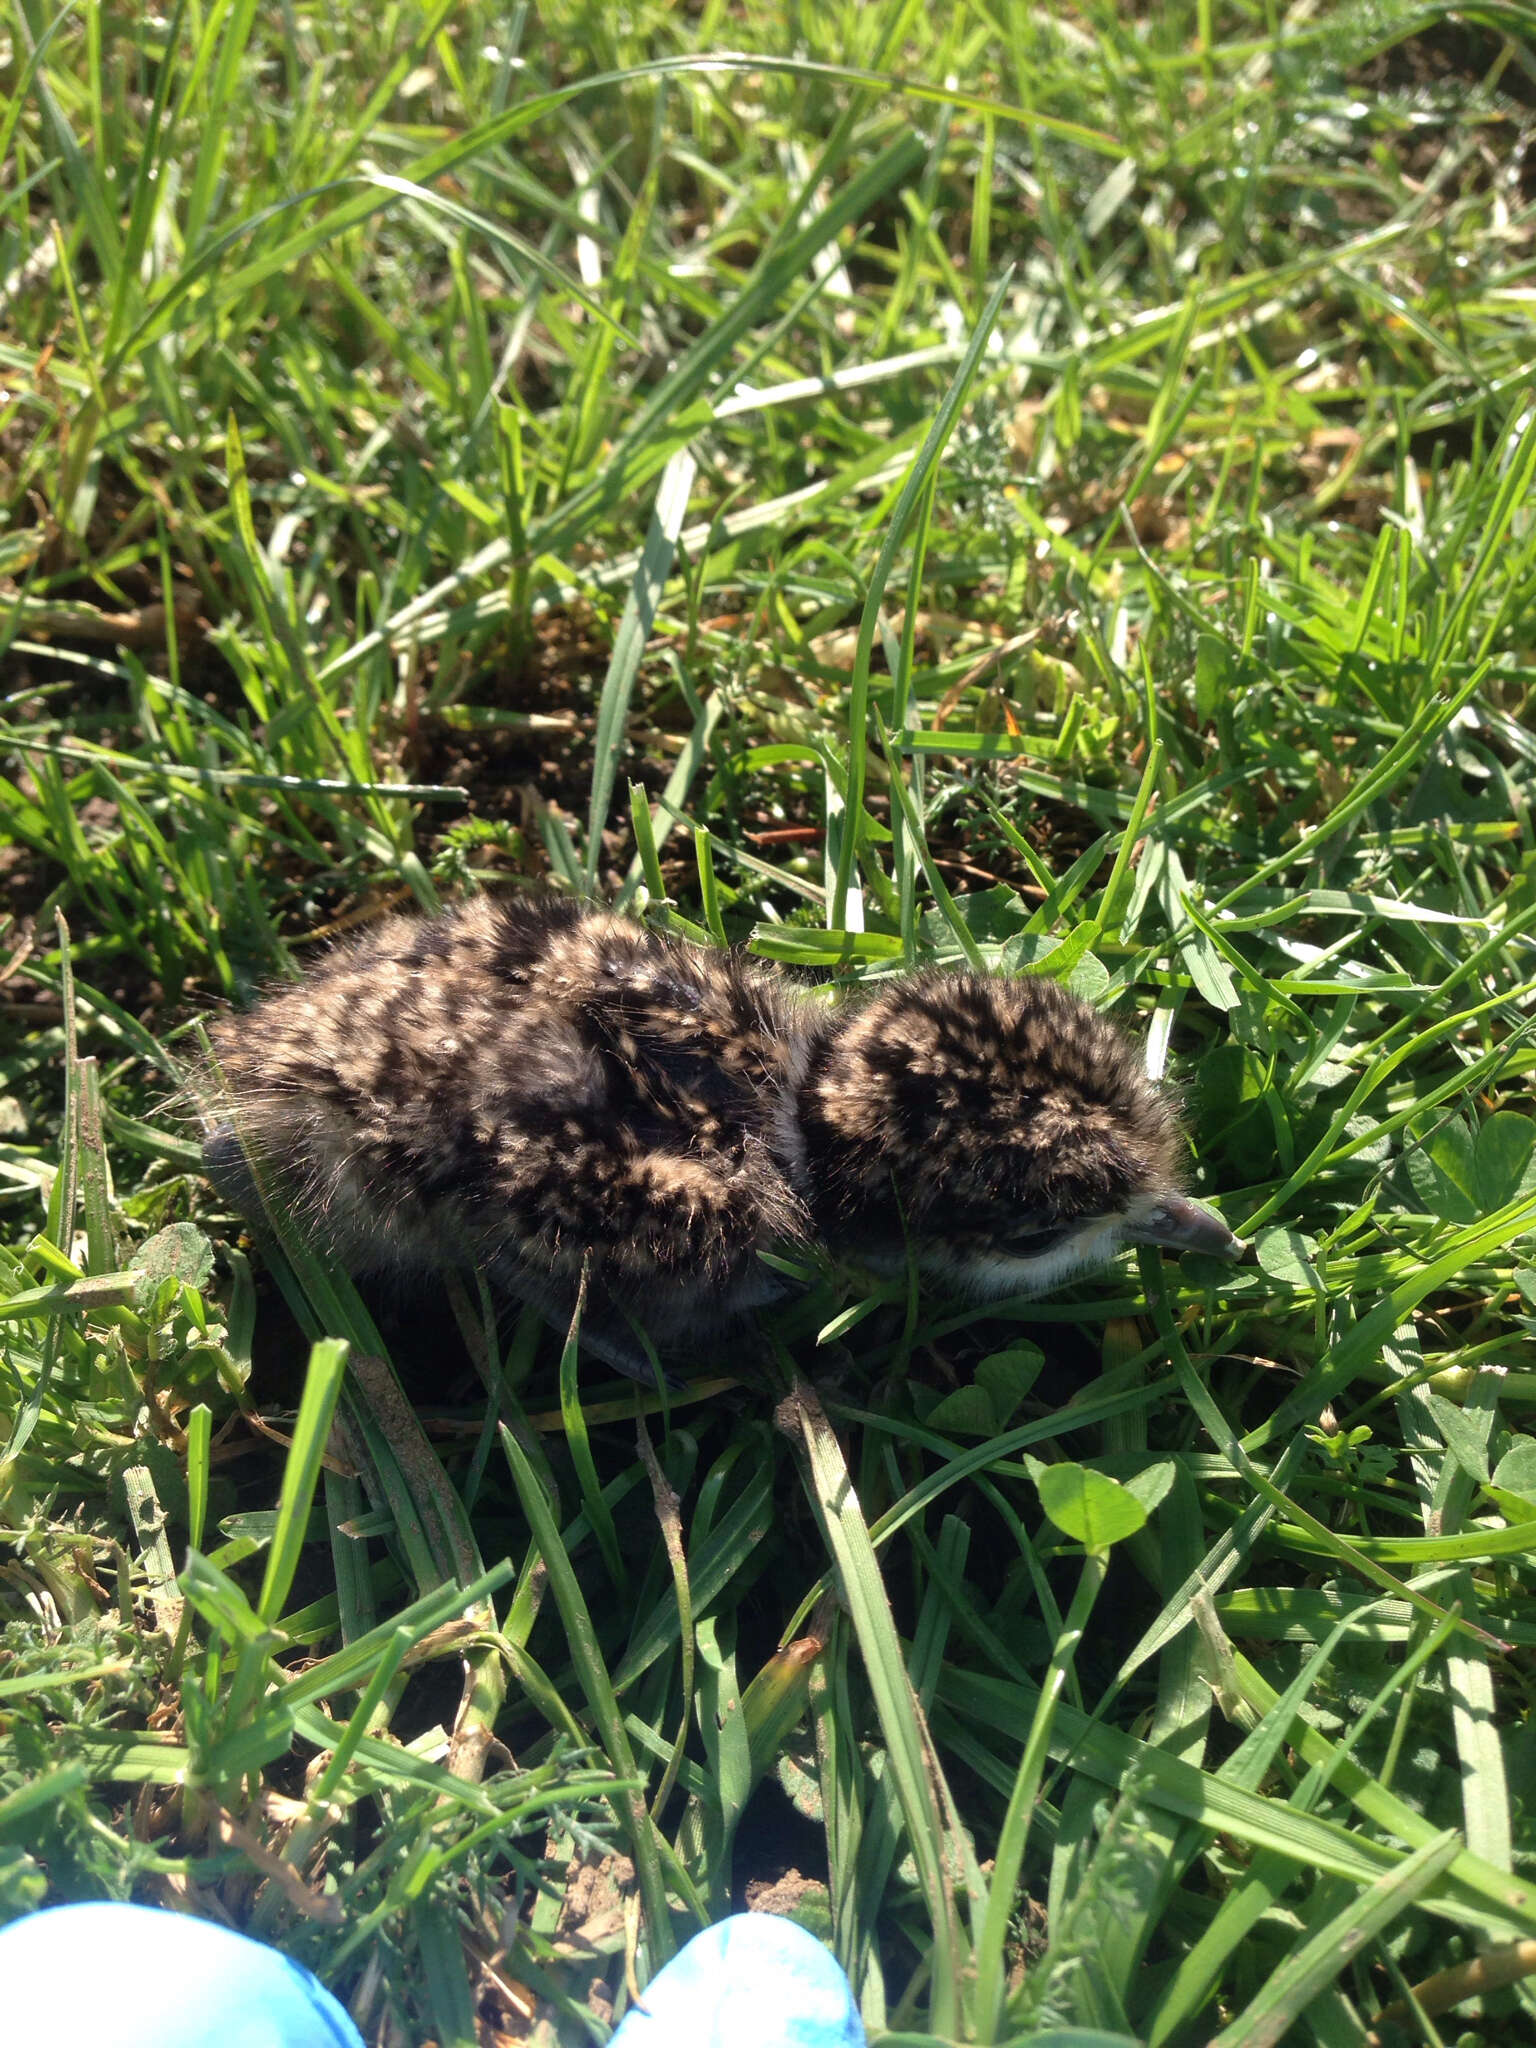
[201,896,1241,1381]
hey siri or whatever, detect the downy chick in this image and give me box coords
[201,895,1241,1380]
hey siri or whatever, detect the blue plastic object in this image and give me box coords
[0,1900,364,2048]
[0,1899,864,2047]
[612,1911,866,2048]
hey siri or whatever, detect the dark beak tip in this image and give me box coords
[1130,1193,1246,1260]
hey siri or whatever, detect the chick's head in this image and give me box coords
[791,973,1241,1295]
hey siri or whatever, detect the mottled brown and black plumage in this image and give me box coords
[201,896,1240,1379]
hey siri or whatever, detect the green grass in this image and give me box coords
[5,0,1536,2040]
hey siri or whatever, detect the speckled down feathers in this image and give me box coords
[201,896,1213,1376]
[795,972,1181,1254]
[203,897,810,1360]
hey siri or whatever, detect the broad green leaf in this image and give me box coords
[1000,924,1101,981]
[1179,927,1240,1011]
[1035,1462,1147,1551]
[1119,1457,1178,1518]
[1489,1436,1536,1517]
[1253,1225,1317,1287]
[925,1384,999,1433]
[1492,1438,1536,1496]
[975,1346,1044,1425]
[1424,1389,1494,1488]
[951,884,1030,944]
[1065,951,1112,1002]
[130,1222,215,1307]
[925,1384,999,1437]
[1406,1114,1479,1224]
[1475,1110,1536,1210]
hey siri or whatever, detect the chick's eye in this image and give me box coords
[1005,1224,1068,1255]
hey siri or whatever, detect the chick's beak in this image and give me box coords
[1123,1192,1245,1259]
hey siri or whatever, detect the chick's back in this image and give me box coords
[205,897,811,1323]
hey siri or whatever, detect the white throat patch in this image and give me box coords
[926,1214,1129,1300]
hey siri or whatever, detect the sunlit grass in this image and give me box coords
[4,0,1536,2041]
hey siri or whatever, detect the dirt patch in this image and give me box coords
[406,603,690,888]
[743,1867,827,1916]
[552,1849,636,1954]
[1350,16,1536,200]
[1352,18,1536,106]
[410,607,612,814]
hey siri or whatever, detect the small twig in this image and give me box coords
[746,825,822,845]
[241,1406,356,1477]
[1367,1938,1536,2042]
[0,1000,65,1022]
[293,888,415,946]
[636,1416,692,1822]
[215,1806,343,1924]
[931,852,1046,899]
[932,631,1035,727]
[623,1893,648,2016]
[0,927,36,987]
